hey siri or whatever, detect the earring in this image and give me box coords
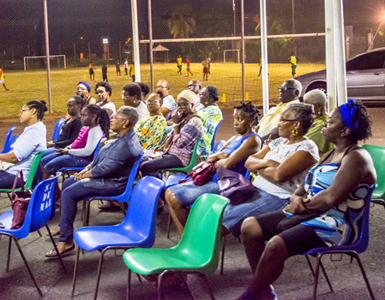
[291,128,298,136]
[123,125,126,129]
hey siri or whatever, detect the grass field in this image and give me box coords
[0,62,325,118]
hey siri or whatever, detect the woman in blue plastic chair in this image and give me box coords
[41,104,110,179]
[165,102,261,234]
[45,106,143,257]
[236,99,376,300]
[42,95,83,157]
[0,100,47,188]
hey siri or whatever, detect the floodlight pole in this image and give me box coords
[260,0,269,115]
[148,0,154,92]
[131,0,141,82]
[325,0,336,112]
[43,0,52,114]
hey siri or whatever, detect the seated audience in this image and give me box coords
[194,85,223,160]
[137,82,150,101]
[76,81,96,107]
[0,100,47,188]
[188,79,202,103]
[303,89,334,156]
[45,106,143,257]
[257,79,301,141]
[95,81,116,117]
[222,103,319,237]
[41,105,110,179]
[140,89,203,177]
[237,99,375,300]
[165,101,261,235]
[134,92,167,150]
[46,96,83,150]
[122,83,149,119]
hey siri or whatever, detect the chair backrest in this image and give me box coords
[1,126,17,153]
[176,194,229,273]
[4,134,20,154]
[121,176,164,247]
[92,135,105,160]
[210,120,222,152]
[168,141,199,174]
[25,151,44,190]
[362,144,385,200]
[52,118,66,141]
[212,140,226,154]
[116,153,143,203]
[11,174,60,238]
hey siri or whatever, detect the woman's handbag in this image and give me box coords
[179,161,217,186]
[11,170,32,229]
[217,166,258,205]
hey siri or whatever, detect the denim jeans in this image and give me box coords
[59,176,122,243]
[0,171,21,189]
[42,153,91,174]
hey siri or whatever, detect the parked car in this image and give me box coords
[296,48,385,103]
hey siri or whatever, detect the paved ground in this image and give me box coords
[0,106,385,300]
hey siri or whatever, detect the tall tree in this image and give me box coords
[167,4,196,39]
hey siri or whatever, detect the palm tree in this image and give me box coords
[167,4,196,39]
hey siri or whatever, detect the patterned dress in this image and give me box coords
[134,115,167,150]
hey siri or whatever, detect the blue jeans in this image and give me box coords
[59,176,122,243]
[42,153,91,174]
[222,189,290,237]
[0,171,21,189]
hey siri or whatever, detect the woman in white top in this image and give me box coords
[222,103,320,237]
[95,81,116,117]
[121,83,149,120]
[41,105,110,179]
[0,100,47,188]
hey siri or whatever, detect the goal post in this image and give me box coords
[223,49,240,63]
[23,55,66,71]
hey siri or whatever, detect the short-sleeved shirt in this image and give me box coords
[257,100,299,137]
[197,105,223,158]
[7,122,47,177]
[253,137,320,198]
[162,95,177,119]
[134,115,167,150]
[134,101,149,120]
[177,57,182,65]
[306,114,334,156]
[100,101,116,117]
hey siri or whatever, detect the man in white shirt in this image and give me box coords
[155,79,176,120]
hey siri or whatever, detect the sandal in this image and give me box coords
[45,242,74,258]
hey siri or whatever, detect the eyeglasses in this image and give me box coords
[121,94,131,99]
[279,118,298,122]
[187,84,197,88]
[146,100,160,105]
[111,115,127,121]
[97,90,107,95]
[155,85,167,89]
[278,87,296,91]
[20,108,31,113]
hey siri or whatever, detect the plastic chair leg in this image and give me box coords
[45,225,67,273]
[220,235,226,275]
[93,248,107,300]
[351,252,376,300]
[6,236,11,272]
[312,254,322,300]
[127,269,131,300]
[166,210,171,239]
[198,273,216,300]
[14,238,43,297]
[305,255,333,293]
[71,246,81,298]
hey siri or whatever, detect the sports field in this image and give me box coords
[0,62,325,118]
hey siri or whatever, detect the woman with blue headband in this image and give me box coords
[236,99,376,300]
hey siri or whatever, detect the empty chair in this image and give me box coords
[71,176,164,300]
[51,118,66,141]
[0,126,17,154]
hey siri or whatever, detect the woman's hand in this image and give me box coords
[55,148,69,155]
[74,169,92,181]
[289,195,311,214]
[47,141,55,148]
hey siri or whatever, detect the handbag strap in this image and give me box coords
[12,170,25,193]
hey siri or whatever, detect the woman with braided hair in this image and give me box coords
[165,101,262,236]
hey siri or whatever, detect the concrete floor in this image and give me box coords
[1,106,385,300]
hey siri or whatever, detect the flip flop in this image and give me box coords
[45,243,75,258]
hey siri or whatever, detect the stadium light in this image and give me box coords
[367,11,385,51]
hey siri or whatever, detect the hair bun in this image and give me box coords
[40,100,48,111]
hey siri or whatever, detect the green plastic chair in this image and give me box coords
[164,140,199,174]
[362,144,385,207]
[0,151,44,197]
[123,193,229,300]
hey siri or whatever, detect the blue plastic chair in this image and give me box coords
[71,176,164,300]
[304,184,376,300]
[2,134,20,155]
[0,173,66,297]
[0,126,17,154]
[210,120,222,152]
[82,154,143,227]
[57,136,104,178]
[52,118,66,141]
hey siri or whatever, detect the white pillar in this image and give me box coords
[334,0,347,106]
[43,0,52,114]
[324,0,336,112]
[260,0,269,115]
[131,0,141,82]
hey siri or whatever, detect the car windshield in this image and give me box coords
[346,51,385,71]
